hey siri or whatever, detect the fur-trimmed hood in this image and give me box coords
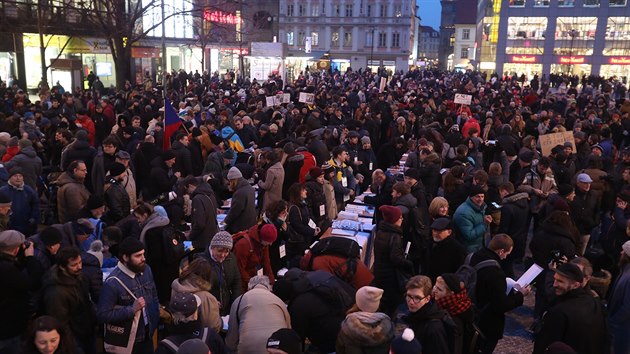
[340,312,394,346]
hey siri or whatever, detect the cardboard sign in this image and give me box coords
[282,93,291,103]
[299,92,315,104]
[379,77,387,93]
[539,131,576,156]
[454,93,472,105]
[265,96,276,107]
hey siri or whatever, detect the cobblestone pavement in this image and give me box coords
[494,291,536,353]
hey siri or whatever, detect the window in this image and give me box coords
[378,32,387,47]
[506,17,548,54]
[394,4,402,17]
[366,4,372,16]
[461,48,469,59]
[298,4,305,16]
[298,31,305,44]
[344,31,352,46]
[604,17,630,55]
[334,4,340,16]
[558,0,574,6]
[311,4,319,16]
[287,4,294,16]
[332,31,339,46]
[145,0,194,39]
[610,0,627,5]
[534,0,550,6]
[462,29,470,40]
[287,31,294,45]
[311,32,319,46]
[583,0,600,6]
[380,4,387,17]
[392,33,400,47]
[322,1,325,14]
[345,4,353,17]
[509,0,525,7]
[553,17,598,55]
[366,31,374,47]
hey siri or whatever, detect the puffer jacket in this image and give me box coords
[336,312,394,354]
[5,146,42,189]
[453,197,488,253]
[55,172,91,223]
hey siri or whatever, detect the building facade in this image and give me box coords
[452,0,477,71]
[476,0,630,80]
[439,0,457,70]
[278,0,418,76]
[418,25,440,67]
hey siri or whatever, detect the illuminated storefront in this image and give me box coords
[601,57,630,82]
[503,55,543,78]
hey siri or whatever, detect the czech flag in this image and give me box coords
[163,98,181,151]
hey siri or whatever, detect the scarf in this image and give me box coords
[436,288,472,316]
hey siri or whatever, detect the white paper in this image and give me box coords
[404,241,411,256]
[505,277,516,295]
[319,204,325,216]
[308,219,317,229]
[369,162,373,170]
[516,263,543,288]
[331,228,356,237]
[221,315,229,331]
[265,96,275,107]
[341,177,348,187]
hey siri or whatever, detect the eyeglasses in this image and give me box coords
[405,293,428,304]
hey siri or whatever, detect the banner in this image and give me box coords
[454,93,472,105]
[539,131,576,156]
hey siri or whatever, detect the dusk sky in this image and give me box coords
[418,0,441,31]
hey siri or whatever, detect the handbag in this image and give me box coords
[103,277,142,354]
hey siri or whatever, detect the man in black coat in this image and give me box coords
[184,176,218,250]
[103,162,131,224]
[470,234,530,354]
[143,151,180,202]
[498,182,530,277]
[172,133,193,177]
[533,263,608,354]
[570,173,601,255]
[421,218,467,282]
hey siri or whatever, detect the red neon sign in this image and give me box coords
[203,10,241,25]
[609,57,630,65]
[511,55,537,63]
[559,56,585,64]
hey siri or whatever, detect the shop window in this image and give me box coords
[610,0,627,6]
[554,17,598,55]
[332,31,339,46]
[603,17,630,55]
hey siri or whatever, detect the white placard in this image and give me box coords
[299,92,315,104]
[379,77,387,93]
[454,93,472,105]
[265,96,276,107]
[516,263,543,288]
[282,93,291,103]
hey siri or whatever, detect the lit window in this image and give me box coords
[287,31,294,45]
[332,31,339,46]
[311,32,319,46]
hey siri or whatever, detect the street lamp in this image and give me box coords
[370,27,375,73]
[568,29,578,75]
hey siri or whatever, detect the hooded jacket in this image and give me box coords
[336,312,394,354]
[171,278,222,333]
[5,146,42,189]
[453,197,488,253]
[224,178,257,234]
[195,248,242,316]
[55,171,91,223]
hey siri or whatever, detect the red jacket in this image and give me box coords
[297,151,317,183]
[462,118,481,139]
[233,224,275,292]
[300,252,374,290]
[2,146,19,162]
[76,114,96,146]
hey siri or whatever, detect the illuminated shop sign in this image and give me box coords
[511,55,538,63]
[609,57,630,65]
[203,10,241,25]
[558,56,585,64]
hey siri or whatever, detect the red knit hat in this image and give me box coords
[260,224,278,244]
[380,205,402,224]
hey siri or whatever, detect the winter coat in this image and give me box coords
[393,193,417,217]
[453,198,488,253]
[41,265,97,338]
[422,235,467,282]
[287,202,316,259]
[5,146,42,189]
[0,183,39,235]
[373,222,414,313]
[55,172,91,223]
[530,220,579,270]
[202,151,225,179]
[0,252,43,340]
[323,179,338,219]
[336,312,394,354]
[304,179,328,226]
[308,138,331,167]
[91,149,117,197]
[570,188,602,234]
[104,180,131,224]
[141,213,176,303]
[258,162,285,211]
[60,139,96,174]
[418,153,442,200]
[609,263,630,354]
[172,140,193,177]
[533,288,608,354]
[300,252,374,290]
[233,224,275,293]
[469,247,524,340]
[155,320,226,354]
[225,286,291,354]
[403,302,452,354]
[288,290,345,353]
[171,278,222,333]
[224,178,257,234]
[189,183,219,249]
[76,114,96,146]
[297,151,317,184]
[282,154,304,199]
[498,192,530,256]
[144,156,177,201]
[516,166,558,213]
[195,248,242,316]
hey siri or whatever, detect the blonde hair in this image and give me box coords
[428,197,449,218]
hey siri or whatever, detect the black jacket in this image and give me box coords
[287,202,316,259]
[373,222,413,312]
[172,141,193,177]
[144,157,178,201]
[403,302,452,354]
[533,288,609,354]
[530,220,578,269]
[104,180,131,224]
[189,183,219,250]
[422,235,467,282]
[498,192,530,254]
[155,320,226,354]
[304,179,328,226]
[288,291,344,353]
[223,179,257,234]
[469,247,524,340]
[570,188,601,234]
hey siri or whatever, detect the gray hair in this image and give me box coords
[248,275,271,291]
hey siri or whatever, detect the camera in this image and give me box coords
[23,240,31,249]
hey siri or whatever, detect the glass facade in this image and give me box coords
[604,17,630,56]
[506,17,547,54]
[553,17,597,56]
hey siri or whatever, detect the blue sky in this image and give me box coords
[418,0,441,30]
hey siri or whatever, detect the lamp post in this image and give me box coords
[370,27,375,73]
[568,29,578,75]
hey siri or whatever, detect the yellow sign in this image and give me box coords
[539,131,576,156]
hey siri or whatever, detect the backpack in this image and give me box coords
[429,311,461,354]
[284,268,356,315]
[305,237,360,283]
[455,253,500,305]
[81,218,106,252]
[161,225,186,266]
[160,327,210,353]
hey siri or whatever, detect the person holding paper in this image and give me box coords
[468,234,530,354]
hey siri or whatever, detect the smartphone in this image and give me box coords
[183,241,193,252]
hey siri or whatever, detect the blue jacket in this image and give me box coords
[453,197,487,253]
[96,262,160,343]
[0,183,39,235]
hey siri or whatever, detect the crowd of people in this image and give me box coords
[0,66,630,354]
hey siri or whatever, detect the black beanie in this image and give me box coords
[118,237,144,257]
[40,227,62,246]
